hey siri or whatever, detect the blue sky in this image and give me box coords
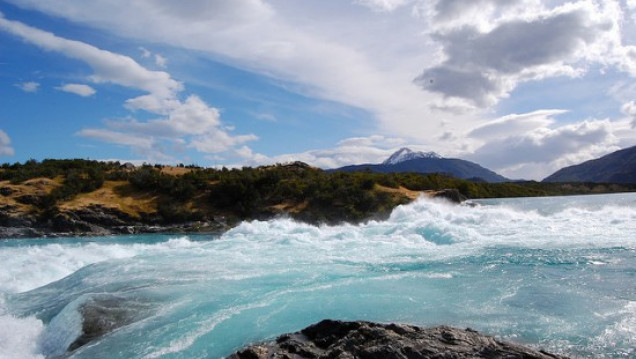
[1,0,636,180]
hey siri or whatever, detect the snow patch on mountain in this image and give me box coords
[383,148,441,165]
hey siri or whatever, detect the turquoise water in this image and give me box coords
[0,193,634,358]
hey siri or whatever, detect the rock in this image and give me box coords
[70,205,137,227]
[0,206,36,227]
[430,189,467,204]
[228,320,568,359]
[15,194,42,205]
[0,226,43,238]
[68,295,153,351]
[50,213,111,236]
[0,186,16,196]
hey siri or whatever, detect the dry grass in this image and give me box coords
[59,181,159,218]
[0,177,62,213]
[160,166,195,176]
[270,200,309,214]
[375,184,423,201]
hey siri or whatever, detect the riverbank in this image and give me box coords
[0,189,465,238]
[3,159,634,239]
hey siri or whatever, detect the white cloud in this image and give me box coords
[0,0,446,142]
[4,1,636,178]
[623,100,636,127]
[622,100,636,117]
[233,135,439,169]
[0,129,14,156]
[140,47,151,58]
[57,83,96,97]
[15,81,39,92]
[626,0,636,22]
[336,135,406,148]
[78,128,155,154]
[0,14,256,161]
[468,110,568,139]
[154,54,167,68]
[80,95,257,159]
[431,0,529,25]
[464,110,636,179]
[237,143,393,169]
[0,13,182,112]
[355,0,411,12]
[416,3,611,106]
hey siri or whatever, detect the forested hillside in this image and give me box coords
[1,159,634,237]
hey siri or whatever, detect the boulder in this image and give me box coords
[430,189,467,204]
[229,320,567,359]
[68,295,153,351]
[0,186,16,196]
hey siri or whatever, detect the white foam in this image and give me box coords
[592,301,636,357]
[38,296,84,357]
[0,236,200,294]
[0,194,634,358]
[219,196,636,268]
[0,312,44,359]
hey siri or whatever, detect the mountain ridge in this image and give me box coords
[543,145,636,183]
[383,147,441,165]
[333,148,508,183]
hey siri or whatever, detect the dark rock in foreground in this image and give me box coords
[229,320,567,359]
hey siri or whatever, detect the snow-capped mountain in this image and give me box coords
[331,147,508,183]
[382,148,441,165]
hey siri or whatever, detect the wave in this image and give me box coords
[2,195,634,296]
[0,236,198,294]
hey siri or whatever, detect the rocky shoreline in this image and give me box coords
[229,320,568,359]
[0,189,468,239]
[0,204,231,239]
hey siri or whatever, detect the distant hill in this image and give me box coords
[333,148,508,183]
[543,145,636,183]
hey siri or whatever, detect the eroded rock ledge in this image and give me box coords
[229,320,567,359]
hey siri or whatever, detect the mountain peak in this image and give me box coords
[383,147,441,165]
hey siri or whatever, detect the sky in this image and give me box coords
[1,0,636,180]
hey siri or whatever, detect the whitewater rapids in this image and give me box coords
[0,193,634,358]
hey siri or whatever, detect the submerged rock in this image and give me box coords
[229,319,568,359]
[68,295,154,351]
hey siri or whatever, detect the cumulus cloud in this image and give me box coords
[154,54,167,68]
[233,135,439,169]
[464,110,636,179]
[0,14,182,112]
[623,100,636,127]
[15,81,39,92]
[80,95,257,159]
[0,129,14,156]
[355,0,411,12]
[0,14,256,160]
[5,1,636,177]
[57,83,96,97]
[139,47,151,58]
[622,100,636,117]
[1,0,446,143]
[432,0,525,24]
[416,4,608,106]
[236,143,392,169]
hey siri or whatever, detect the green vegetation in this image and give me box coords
[2,159,635,231]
